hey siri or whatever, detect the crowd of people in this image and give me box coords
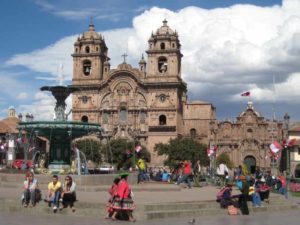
[217,166,289,215]
[19,160,293,221]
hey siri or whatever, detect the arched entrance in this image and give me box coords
[295,164,300,178]
[244,155,256,174]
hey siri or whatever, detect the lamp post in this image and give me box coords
[283,113,290,178]
[209,120,218,180]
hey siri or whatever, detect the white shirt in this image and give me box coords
[217,163,228,175]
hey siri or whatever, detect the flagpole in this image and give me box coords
[271,75,276,174]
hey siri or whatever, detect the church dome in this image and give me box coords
[82,23,102,40]
[155,19,175,35]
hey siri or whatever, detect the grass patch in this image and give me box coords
[289,191,300,197]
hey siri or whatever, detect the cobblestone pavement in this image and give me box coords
[1,209,300,225]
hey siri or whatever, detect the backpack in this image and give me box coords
[216,187,230,202]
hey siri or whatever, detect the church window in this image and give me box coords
[160,42,165,50]
[140,111,146,123]
[83,60,92,76]
[81,115,88,123]
[102,111,108,124]
[85,46,90,53]
[159,115,166,125]
[158,57,168,73]
[82,96,88,104]
[172,43,175,48]
[159,94,166,102]
[120,106,127,121]
[190,128,197,139]
[75,48,78,52]
[105,68,107,72]
[96,47,99,51]
[246,128,253,138]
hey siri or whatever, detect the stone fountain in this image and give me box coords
[17,85,103,173]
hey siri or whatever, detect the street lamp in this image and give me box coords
[209,120,218,180]
[283,113,290,177]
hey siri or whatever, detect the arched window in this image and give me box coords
[75,48,78,53]
[190,128,197,139]
[81,115,88,123]
[172,43,175,48]
[96,47,99,52]
[160,42,165,50]
[83,60,92,76]
[85,46,90,53]
[159,115,166,125]
[158,56,167,73]
[120,106,127,121]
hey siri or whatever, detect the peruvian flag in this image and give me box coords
[283,138,297,148]
[269,140,282,154]
[135,145,142,153]
[241,91,250,97]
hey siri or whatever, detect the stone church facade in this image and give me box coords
[215,101,283,173]
[69,20,284,169]
[70,20,215,165]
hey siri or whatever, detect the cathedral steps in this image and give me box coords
[0,193,298,221]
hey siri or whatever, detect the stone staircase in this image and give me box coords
[0,172,299,220]
[0,193,298,220]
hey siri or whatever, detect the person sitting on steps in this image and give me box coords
[22,171,39,207]
[59,175,76,212]
[47,174,62,213]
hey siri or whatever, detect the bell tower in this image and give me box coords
[146,19,182,82]
[72,22,110,85]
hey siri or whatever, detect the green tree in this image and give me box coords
[215,152,234,169]
[108,138,150,170]
[74,138,102,164]
[154,138,208,168]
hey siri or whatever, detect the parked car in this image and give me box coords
[99,164,115,174]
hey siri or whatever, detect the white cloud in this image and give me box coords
[6,36,75,82]
[5,0,300,120]
[17,92,29,100]
[18,91,72,121]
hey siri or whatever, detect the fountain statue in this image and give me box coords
[17,85,103,174]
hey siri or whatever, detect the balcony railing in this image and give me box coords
[149,126,176,132]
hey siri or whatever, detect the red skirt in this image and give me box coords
[111,197,135,211]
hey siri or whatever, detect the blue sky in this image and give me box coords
[1,0,300,123]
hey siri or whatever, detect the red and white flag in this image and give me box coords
[135,145,142,153]
[207,146,217,157]
[269,140,282,154]
[283,138,297,148]
[241,91,250,97]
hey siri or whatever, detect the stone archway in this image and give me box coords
[244,155,256,174]
[295,164,300,178]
